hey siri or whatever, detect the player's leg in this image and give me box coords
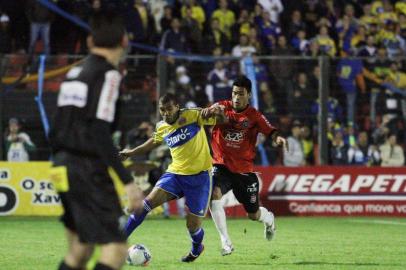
[180,171,212,262]
[234,173,275,241]
[181,214,205,262]
[58,228,94,270]
[125,172,180,237]
[209,166,234,255]
[95,242,128,270]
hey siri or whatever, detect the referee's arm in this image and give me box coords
[90,119,133,184]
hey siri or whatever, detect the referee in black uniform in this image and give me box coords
[49,11,143,270]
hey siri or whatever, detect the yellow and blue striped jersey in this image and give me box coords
[153,108,216,175]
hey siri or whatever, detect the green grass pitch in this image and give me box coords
[1,216,406,270]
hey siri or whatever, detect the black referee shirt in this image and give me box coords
[50,54,132,184]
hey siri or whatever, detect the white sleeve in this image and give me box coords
[96,70,121,123]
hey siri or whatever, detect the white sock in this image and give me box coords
[210,200,232,246]
[258,206,274,226]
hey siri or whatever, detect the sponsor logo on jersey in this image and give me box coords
[58,81,88,108]
[241,119,250,128]
[164,123,200,148]
[247,182,258,192]
[223,129,244,143]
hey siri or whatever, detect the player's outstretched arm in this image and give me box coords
[274,135,289,153]
[201,104,228,124]
[119,138,159,161]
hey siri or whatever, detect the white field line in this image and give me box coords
[349,219,406,226]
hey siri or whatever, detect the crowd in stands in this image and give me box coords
[1,0,405,166]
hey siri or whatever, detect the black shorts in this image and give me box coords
[53,152,127,244]
[212,164,259,213]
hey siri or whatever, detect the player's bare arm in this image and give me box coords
[272,132,289,153]
[119,138,159,161]
[201,103,228,124]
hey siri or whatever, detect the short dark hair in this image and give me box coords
[89,10,125,48]
[159,93,179,105]
[232,75,252,93]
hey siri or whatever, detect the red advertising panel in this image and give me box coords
[223,167,406,217]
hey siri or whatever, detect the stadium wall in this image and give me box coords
[1,162,405,217]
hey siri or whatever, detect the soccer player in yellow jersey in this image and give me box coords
[119,93,225,262]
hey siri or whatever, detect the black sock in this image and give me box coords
[94,262,115,270]
[58,261,80,270]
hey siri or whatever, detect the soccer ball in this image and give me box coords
[126,244,152,266]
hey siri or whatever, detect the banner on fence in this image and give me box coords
[0,162,127,216]
[1,163,405,216]
[0,162,62,216]
[223,166,406,217]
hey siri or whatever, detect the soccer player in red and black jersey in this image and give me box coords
[202,75,288,256]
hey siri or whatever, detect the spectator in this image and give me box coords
[283,120,305,166]
[248,26,263,54]
[125,0,156,52]
[0,13,11,53]
[231,34,256,57]
[287,10,306,40]
[372,114,394,145]
[256,10,281,53]
[313,26,336,57]
[70,0,92,55]
[329,128,349,165]
[181,6,202,53]
[253,55,269,84]
[160,5,174,34]
[287,72,312,121]
[203,18,230,54]
[291,29,310,55]
[379,133,405,166]
[149,0,167,34]
[4,118,36,162]
[348,131,380,165]
[231,8,251,45]
[302,0,325,37]
[257,0,283,23]
[350,24,367,50]
[26,0,54,55]
[205,60,232,102]
[336,51,365,124]
[211,0,236,39]
[258,81,275,114]
[160,18,189,53]
[338,4,359,29]
[357,34,377,57]
[376,20,404,57]
[360,3,376,28]
[269,35,295,108]
[379,1,398,25]
[181,0,206,30]
[175,65,193,105]
[384,61,406,119]
[362,46,391,127]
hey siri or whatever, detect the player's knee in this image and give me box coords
[66,247,93,268]
[186,217,201,232]
[211,187,223,200]
[99,243,128,268]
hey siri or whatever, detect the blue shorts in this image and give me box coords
[155,170,212,217]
